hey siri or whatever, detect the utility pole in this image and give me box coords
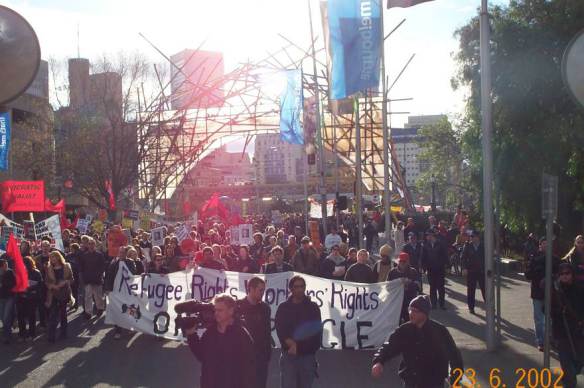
[480,0,496,351]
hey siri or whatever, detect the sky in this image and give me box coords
[5,0,509,145]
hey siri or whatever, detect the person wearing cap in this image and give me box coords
[551,262,584,388]
[421,229,449,310]
[388,252,421,323]
[525,237,560,351]
[461,231,485,314]
[371,295,463,387]
[403,232,424,292]
[372,244,394,283]
[291,237,320,276]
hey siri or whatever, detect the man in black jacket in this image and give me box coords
[263,246,293,274]
[80,238,106,319]
[421,230,449,309]
[0,258,16,344]
[461,231,485,314]
[525,237,560,351]
[403,232,423,292]
[238,277,272,388]
[371,295,463,387]
[275,275,322,388]
[552,263,584,388]
[185,294,256,388]
[388,252,420,324]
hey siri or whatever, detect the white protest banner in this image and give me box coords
[35,215,64,251]
[174,224,189,243]
[239,224,253,245]
[151,226,165,247]
[0,214,24,239]
[106,265,403,349]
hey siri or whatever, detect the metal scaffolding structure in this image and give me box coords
[135,35,413,214]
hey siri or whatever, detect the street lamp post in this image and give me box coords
[430,174,437,213]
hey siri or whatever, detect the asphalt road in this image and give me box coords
[1,273,582,388]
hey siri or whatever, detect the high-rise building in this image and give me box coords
[254,133,310,184]
[392,115,446,188]
[170,49,225,110]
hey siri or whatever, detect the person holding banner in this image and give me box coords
[263,246,293,274]
[275,275,322,388]
[238,277,272,388]
[371,295,463,388]
[185,294,256,388]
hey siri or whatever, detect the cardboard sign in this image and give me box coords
[0,180,45,212]
[151,226,165,247]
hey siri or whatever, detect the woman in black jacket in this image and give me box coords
[17,256,43,340]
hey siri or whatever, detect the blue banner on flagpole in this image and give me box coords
[0,111,10,171]
[279,70,304,145]
[328,0,382,100]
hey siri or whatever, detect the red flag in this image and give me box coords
[200,193,230,220]
[105,180,115,210]
[6,233,28,292]
[387,0,434,8]
[45,198,65,213]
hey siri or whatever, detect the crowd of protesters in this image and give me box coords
[0,207,583,387]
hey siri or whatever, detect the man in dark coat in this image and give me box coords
[461,231,485,314]
[185,294,256,388]
[275,275,322,388]
[238,277,272,388]
[345,249,375,284]
[263,246,293,274]
[551,263,584,388]
[421,230,449,309]
[0,258,16,343]
[388,252,420,323]
[79,238,106,319]
[371,295,463,387]
[525,237,560,350]
[403,232,423,291]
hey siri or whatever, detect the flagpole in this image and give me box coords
[307,0,328,240]
[379,0,392,246]
[480,0,496,351]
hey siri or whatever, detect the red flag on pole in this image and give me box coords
[387,0,434,8]
[105,180,116,210]
[6,233,28,293]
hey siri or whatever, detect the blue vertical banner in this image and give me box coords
[0,111,10,171]
[328,0,382,100]
[279,70,304,145]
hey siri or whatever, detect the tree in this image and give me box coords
[452,0,584,239]
[416,117,475,210]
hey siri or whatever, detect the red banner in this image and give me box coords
[0,180,45,212]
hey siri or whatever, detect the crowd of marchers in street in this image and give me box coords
[0,209,583,387]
